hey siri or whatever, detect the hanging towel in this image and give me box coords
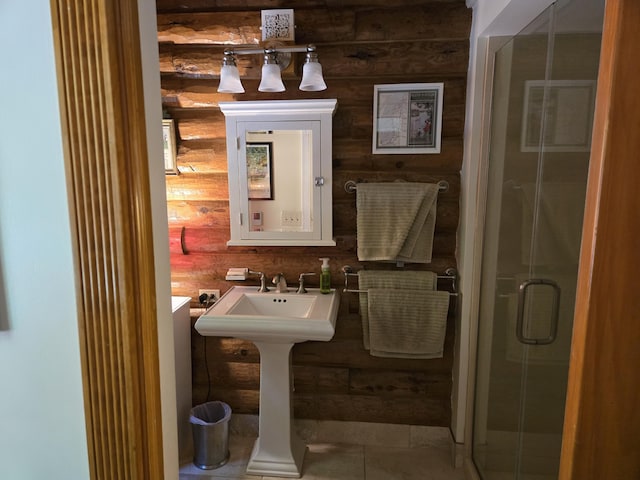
[356,182,439,263]
[367,289,449,359]
[358,270,437,350]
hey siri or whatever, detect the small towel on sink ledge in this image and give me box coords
[356,182,439,263]
[367,288,449,359]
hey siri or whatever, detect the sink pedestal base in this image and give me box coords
[246,341,307,478]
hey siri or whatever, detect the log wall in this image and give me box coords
[157,0,471,426]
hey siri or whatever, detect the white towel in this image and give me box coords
[358,270,437,350]
[356,182,439,263]
[367,289,449,359]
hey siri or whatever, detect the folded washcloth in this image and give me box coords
[358,270,437,350]
[356,182,439,263]
[367,289,449,359]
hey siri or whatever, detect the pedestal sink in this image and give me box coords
[194,286,340,478]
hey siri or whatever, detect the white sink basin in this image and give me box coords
[195,286,339,343]
[195,285,340,477]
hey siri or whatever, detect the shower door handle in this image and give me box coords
[516,278,561,345]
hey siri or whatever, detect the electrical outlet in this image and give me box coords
[198,289,221,303]
[281,210,302,227]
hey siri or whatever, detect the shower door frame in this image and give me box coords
[463,1,640,479]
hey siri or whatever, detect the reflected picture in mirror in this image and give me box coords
[246,142,273,200]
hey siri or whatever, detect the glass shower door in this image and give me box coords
[472,0,603,478]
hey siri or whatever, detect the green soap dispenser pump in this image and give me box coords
[319,257,331,294]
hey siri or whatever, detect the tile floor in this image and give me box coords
[179,417,466,480]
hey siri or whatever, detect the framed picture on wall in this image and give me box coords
[372,83,444,154]
[246,142,273,200]
[163,119,178,175]
[521,79,596,152]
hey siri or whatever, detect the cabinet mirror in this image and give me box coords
[220,100,337,246]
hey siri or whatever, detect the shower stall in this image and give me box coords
[470,0,605,478]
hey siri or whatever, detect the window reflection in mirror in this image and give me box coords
[245,129,313,233]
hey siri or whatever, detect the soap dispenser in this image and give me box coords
[319,257,331,294]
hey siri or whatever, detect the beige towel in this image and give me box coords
[356,182,438,263]
[358,270,437,349]
[367,289,449,359]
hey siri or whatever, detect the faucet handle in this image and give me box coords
[297,272,316,294]
[248,270,269,292]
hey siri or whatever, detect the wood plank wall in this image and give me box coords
[156,0,471,426]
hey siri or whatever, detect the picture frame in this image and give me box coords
[163,119,178,174]
[372,83,444,154]
[246,142,273,200]
[521,79,596,152]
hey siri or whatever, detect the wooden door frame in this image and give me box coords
[50,0,164,478]
[560,0,640,477]
[48,0,639,478]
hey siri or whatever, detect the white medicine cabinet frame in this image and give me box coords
[220,99,338,246]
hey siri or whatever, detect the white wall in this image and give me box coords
[0,1,90,478]
[0,2,178,479]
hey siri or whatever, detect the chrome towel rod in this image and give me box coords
[344,179,449,194]
[341,266,458,296]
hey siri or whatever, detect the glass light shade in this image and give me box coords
[299,61,327,91]
[258,63,285,92]
[218,65,245,93]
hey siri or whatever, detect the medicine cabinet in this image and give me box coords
[220,99,338,246]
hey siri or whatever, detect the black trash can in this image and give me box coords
[190,401,232,470]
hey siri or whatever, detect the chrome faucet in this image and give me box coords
[272,273,288,293]
[297,272,316,294]
[249,270,269,292]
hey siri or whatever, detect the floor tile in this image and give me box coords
[265,443,365,480]
[179,433,464,480]
[364,445,465,480]
[179,435,255,479]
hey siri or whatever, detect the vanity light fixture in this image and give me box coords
[258,50,285,92]
[218,53,245,93]
[217,44,327,94]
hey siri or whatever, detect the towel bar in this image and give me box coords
[344,179,449,194]
[340,266,459,296]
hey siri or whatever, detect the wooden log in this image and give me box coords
[169,226,457,257]
[159,40,469,77]
[157,5,470,45]
[333,138,464,172]
[293,338,454,374]
[156,0,463,15]
[293,365,351,394]
[176,141,228,174]
[169,253,458,299]
[352,3,471,42]
[175,117,226,141]
[348,369,452,397]
[191,388,260,413]
[157,11,262,45]
[166,199,230,226]
[165,172,229,200]
[160,76,468,110]
[293,392,450,426]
